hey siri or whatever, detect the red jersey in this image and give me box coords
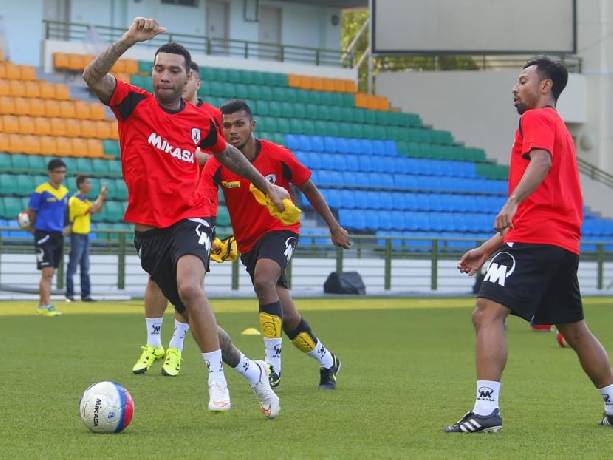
[201,139,311,253]
[196,99,222,130]
[108,80,226,227]
[504,107,583,254]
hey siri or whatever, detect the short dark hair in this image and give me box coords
[47,158,66,171]
[524,56,568,100]
[76,175,89,188]
[220,100,253,119]
[154,42,192,72]
[189,61,200,77]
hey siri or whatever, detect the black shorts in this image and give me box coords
[478,243,583,325]
[134,218,214,313]
[240,231,298,290]
[34,231,64,270]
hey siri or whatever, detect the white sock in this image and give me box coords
[168,319,190,351]
[202,349,226,383]
[599,383,613,415]
[232,353,262,386]
[145,317,163,348]
[473,380,501,416]
[308,340,334,369]
[264,337,282,375]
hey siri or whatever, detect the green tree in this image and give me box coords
[342,10,478,92]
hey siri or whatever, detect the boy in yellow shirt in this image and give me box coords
[66,176,107,302]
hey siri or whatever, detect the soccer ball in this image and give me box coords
[17,211,30,229]
[79,381,134,433]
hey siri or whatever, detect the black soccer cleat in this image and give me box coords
[599,413,613,426]
[319,353,341,390]
[444,409,502,433]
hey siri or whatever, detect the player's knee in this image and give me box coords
[472,299,504,330]
[177,282,203,305]
[282,311,301,332]
[253,275,276,297]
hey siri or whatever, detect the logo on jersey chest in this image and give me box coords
[148,132,194,163]
[191,128,201,145]
[265,174,277,184]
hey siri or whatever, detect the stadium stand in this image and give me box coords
[1,53,612,249]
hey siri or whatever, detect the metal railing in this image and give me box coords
[578,157,613,189]
[1,230,611,292]
[43,20,353,68]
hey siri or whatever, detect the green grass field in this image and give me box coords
[2,297,613,459]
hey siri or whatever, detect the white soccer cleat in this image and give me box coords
[251,360,280,419]
[208,380,231,413]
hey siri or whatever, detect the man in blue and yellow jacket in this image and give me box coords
[27,159,69,317]
[66,176,107,302]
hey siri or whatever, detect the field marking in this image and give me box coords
[1,297,611,317]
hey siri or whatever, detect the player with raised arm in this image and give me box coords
[203,100,351,389]
[133,60,222,378]
[82,17,283,417]
[444,57,613,433]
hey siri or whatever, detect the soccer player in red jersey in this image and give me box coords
[136,60,223,378]
[202,100,351,389]
[445,57,613,433]
[82,17,282,417]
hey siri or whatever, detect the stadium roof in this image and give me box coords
[277,0,367,8]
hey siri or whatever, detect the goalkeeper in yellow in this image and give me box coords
[202,100,351,389]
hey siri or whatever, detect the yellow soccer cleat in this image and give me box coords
[161,347,182,377]
[210,236,238,263]
[36,305,63,317]
[132,345,165,374]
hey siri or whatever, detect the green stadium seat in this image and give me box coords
[11,154,29,171]
[277,118,290,134]
[225,69,242,84]
[0,153,11,170]
[17,175,35,196]
[27,155,47,172]
[91,159,110,176]
[234,84,249,99]
[0,174,15,195]
[105,201,125,222]
[115,180,128,200]
[3,196,22,218]
[138,60,152,74]
[103,140,120,158]
[75,158,93,174]
[362,109,376,125]
[254,100,270,117]
[217,206,230,226]
[268,101,282,118]
[279,102,295,118]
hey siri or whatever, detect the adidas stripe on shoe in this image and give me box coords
[444,409,502,433]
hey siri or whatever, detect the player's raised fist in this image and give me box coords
[123,17,167,45]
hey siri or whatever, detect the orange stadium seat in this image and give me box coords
[65,119,81,137]
[53,53,69,70]
[28,99,45,117]
[87,138,104,157]
[39,81,56,100]
[0,116,3,132]
[80,120,96,138]
[72,138,88,156]
[7,134,23,153]
[8,80,25,97]
[25,81,41,98]
[0,49,4,62]
[34,117,52,136]
[19,65,36,81]
[50,118,68,137]
[0,96,15,115]
[74,101,91,119]
[23,135,41,154]
[313,77,327,91]
[0,63,5,79]
[13,97,31,116]
[0,133,8,151]
[54,84,70,100]
[58,101,76,118]
[17,116,34,134]
[123,59,138,74]
[44,100,61,118]
[95,120,112,139]
[5,63,21,80]
[40,136,59,155]
[56,137,74,156]
[0,80,8,97]
[67,54,85,71]
[108,121,119,140]
[89,103,106,120]
[114,73,131,83]
[287,74,300,87]
[2,115,19,133]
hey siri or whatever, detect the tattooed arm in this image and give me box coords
[82,17,166,103]
[214,144,288,210]
[217,326,241,368]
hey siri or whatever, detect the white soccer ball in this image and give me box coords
[17,211,30,229]
[79,381,134,433]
